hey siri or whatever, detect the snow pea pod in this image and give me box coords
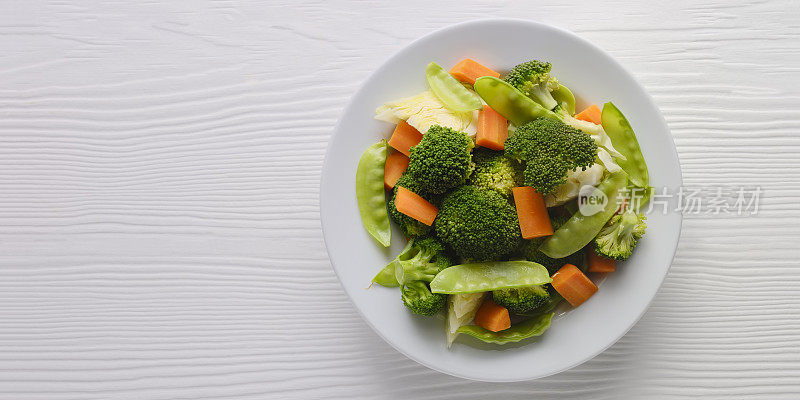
[430,261,551,294]
[539,171,628,258]
[356,140,390,247]
[552,84,576,114]
[426,62,482,112]
[473,76,554,126]
[457,312,553,345]
[601,102,649,187]
[371,262,399,287]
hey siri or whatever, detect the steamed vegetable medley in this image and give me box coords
[356,58,651,347]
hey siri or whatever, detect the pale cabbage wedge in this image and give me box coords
[545,163,605,207]
[445,292,486,348]
[597,148,623,173]
[375,90,478,136]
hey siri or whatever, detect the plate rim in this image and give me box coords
[320,18,683,381]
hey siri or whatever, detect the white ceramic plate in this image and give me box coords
[321,19,682,382]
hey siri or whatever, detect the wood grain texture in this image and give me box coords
[0,0,799,398]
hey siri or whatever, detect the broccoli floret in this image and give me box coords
[593,209,647,260]
[406,125,474,194]
[401,281,446,316]
[388,172,441,237]
[502,63,615,145]
[493,285,551,315]
[503,60,613,147]
[469,148,524,199]
[435,185,522,261]
[520,213,583,274]
[392,236,452,316]
[392,236,453,285]
[522,101,617,150]
[504,60,561,111]
[504,118,597,195]
[530,284,565,315]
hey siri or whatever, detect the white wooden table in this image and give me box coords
[1,1,798,398]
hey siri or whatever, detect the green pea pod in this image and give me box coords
[430,261,551,294]
[552,84,576,115]
[426,62,482,112]
[539,171,628,258]
[371,262,399,287]
[356,140,390,247]
[473,76,555,126]
[457,312,554,345]
[372,238,419,287]
[601,103,649,187]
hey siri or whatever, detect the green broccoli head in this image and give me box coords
[593,209,647,260]
[388,172,441,237]
[406,125,474,194]
[435,185,522,261]
[493,285,551,315]
[401,281,446,316]
[393,236,454,285]
[504,60,561,110]
[520,213,584,273]
[469,148,524,199]
[504,118,597,195]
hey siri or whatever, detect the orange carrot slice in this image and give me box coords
[512,187,554,239]
[388,121,423,156]
[473,298,511,332]
[552,264,598,307]
[395,186,438,226]
[575,104,602,125]
[384,152,410,190]
[449,59,500,85]
[587,251,616,273]
[476,105,509,151]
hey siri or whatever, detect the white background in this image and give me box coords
[0,1,798,399]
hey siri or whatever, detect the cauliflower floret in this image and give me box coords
[544,163,605,207]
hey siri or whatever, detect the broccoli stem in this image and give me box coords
[616,211,639,240]
[527,83,558,111]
